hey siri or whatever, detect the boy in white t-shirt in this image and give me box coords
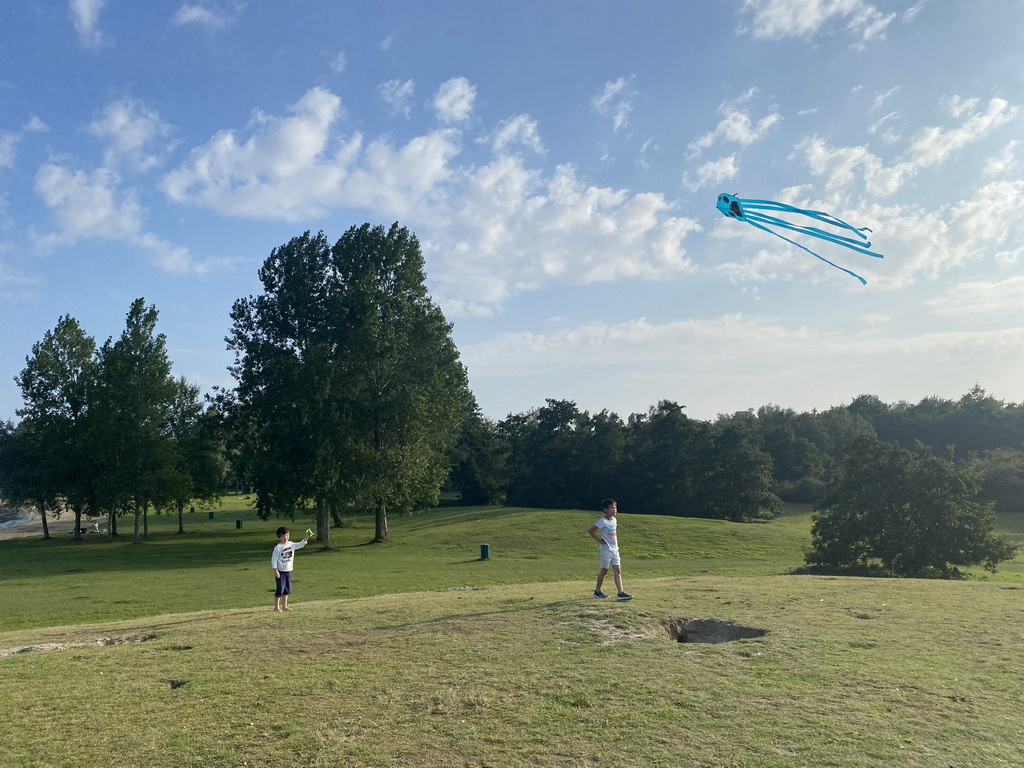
[271,526,310,611]
[587,498,632,600]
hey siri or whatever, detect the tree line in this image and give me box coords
[0,300,223,541]
[1,220,1019,575]
[453,387,1024,516]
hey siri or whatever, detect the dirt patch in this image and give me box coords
[588,618,655,645]
[0,634,157,658]
[663,618,767,644]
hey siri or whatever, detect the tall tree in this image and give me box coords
[228,224,471,543]
[332,223,471,541]
[166,378,225,534]
[14,315,98,538]
[227,230,353,547]
[90,299,180,542]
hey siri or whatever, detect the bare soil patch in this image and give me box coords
[663,618,768,644]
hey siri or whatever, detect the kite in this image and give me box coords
[716,193,884,285]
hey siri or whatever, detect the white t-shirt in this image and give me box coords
[271,539,307,572]
[593,516,618,552]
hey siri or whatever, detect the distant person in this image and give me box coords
[271,526,310,611]
[587,498,632,600]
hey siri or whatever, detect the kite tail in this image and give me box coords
[743,211,885,259]
[744,218,868,285]
[739,199,874,244]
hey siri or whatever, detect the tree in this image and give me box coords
[696,424,782,522]
[90,299,180,542]
[166,378,225,534]
[971,447,1024,514]
[226,231,344,544]
[228,223,471,543]
[622,401,709,516]
[807,436,1017,576]
[449,401,509,505]
[14,315,98,538]
[0,421,62,537]
[331,223,471,541]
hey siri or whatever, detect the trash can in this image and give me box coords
[480,543,489,560]
[236,519,242,529]
[208,511,214,519]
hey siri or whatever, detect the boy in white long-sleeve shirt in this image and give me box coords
[271,526,310,611]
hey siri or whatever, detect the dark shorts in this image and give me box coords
[275,571,292,597]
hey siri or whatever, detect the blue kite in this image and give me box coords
[716,193,884,285]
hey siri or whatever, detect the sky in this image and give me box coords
[2,0,1024,425]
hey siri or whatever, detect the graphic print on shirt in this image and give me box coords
[595,517,618,551]
[280,546,294,562]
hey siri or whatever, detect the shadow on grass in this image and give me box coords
[372,598,591,632]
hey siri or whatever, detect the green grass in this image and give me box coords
[2,501,1024,767]
[0,497,815,632]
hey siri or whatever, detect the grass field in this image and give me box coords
[2,499,1024,767]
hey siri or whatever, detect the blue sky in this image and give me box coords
[2,1,1023,424]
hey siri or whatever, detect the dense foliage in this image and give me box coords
[2,302,222,540]
[806,436,1017,576]
[224,223,471,543]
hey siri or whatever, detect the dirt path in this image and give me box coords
[0,507,43,541]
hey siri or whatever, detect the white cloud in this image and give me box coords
[908,97,1016,169]
[173,4,232,28]
[329,51,347,73]
[740,0,896,46]
[460,312,1024,421]
[984,140,1021,177]
[432,77,476,124]
[903,0,927,22]
[0,132,16,169]
[687,90,782,156]
[871,86,900,111]
[88,98,174,172]
[33,163,212,274]
[69,0,105,48]
[378,79,415,118]
[636,137,657,169]
[485,114,545,155]
[683,154,739,191]
[379,35,394,51]
[428,158,701,315]
[925,276,1024,317]
[867,111,902,143]
[161,86,702,313]
[35,165,142,242]
[797,96,1019,198]
[163,87,459,221]
[799,136,912,197]
[591,77,636,133]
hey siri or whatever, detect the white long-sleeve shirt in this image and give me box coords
[271,539,307,572]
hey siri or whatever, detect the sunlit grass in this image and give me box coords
[2,500,1023,766]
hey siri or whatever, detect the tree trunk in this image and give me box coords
[107,507,116,539]
[71,503,82,540]
[143,502,149,537]
[37,499,50,540]
[316,496,331,549]
[374,499,388,542]
[133,501,142,543]
[177,501,185,534]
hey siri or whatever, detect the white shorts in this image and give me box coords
[599,546,621,569]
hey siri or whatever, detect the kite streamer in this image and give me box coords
[716,193,884,284]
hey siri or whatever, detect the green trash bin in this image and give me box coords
[480,543,489,560]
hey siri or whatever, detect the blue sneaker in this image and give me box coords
[617,592,633,601]
[593,590,609,599]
